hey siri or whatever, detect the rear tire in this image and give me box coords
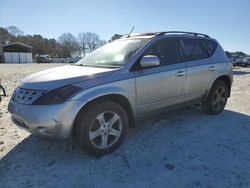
[201,80,229,115]
[74,101,128,156]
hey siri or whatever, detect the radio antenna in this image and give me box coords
[127,26,135,38]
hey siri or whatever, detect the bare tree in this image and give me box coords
[77,32,106,56]
[58,33,80,57]
[0,27,12,44]
[6,26,24,36]
[77,32,87,57]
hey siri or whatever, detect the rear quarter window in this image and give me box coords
[201,39,217,56]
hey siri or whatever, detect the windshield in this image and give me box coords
[75,38,149,68]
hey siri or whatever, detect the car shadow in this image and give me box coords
[1,107,250,187]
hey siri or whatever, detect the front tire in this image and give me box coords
[201,80,229,115]
[74,101,128,156]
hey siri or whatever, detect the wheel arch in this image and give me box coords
[215,75,232,97]
[72,94,135,137]
[207,75,232,98]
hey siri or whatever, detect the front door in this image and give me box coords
[133,37,187,114]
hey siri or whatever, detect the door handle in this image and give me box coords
[209,66,216,71]
[175,71,185,77]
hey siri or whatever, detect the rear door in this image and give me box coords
[180,37,214,101]
[134,37,187,114]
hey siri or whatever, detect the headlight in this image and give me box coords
[33,85,81,105]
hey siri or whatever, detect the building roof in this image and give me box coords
[3,42,33,49]
[3,42,33,53]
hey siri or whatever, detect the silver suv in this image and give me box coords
[8,31,233,156]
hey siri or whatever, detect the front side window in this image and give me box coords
[143,38,181,65]
[76,38,149,68]
[181,38,209,61]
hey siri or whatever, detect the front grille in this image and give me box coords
[12,87,47,104]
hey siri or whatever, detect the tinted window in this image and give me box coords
[143,38,181,65]
[202,39,217,55]
[181,38,209,61]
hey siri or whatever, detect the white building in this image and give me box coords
[0,42,33,63]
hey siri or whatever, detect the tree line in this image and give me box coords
[0,26,123,58]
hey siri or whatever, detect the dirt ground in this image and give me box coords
[0,63,250,188]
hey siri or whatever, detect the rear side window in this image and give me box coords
[202,39,217,55]
[143,38,181,65]
[181,38,209,61]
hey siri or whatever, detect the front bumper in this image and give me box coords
[8,99,85,138]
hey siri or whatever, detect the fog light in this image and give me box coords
[37,127,51,136]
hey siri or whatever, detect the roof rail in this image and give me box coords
[156,31,210,38]
[122,31,210,38]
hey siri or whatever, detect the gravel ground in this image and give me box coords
[0,64,250,188]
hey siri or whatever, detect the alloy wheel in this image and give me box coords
[212,87,226,110]
[89,111,122,149]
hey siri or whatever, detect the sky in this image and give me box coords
[0,0,250,54]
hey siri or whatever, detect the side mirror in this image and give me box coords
[140,55,160,68]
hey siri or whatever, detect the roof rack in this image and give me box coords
[124,31,210,38]
[156,31,210,38]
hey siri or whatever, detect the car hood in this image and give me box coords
[19,65,115,90]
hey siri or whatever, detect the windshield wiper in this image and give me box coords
[71,63,87,66]
[92,65,120,69]
[71,63,120,69]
